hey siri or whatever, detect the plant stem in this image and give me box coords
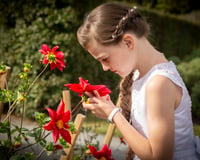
[36,148,45,160]
[27,64,49,93]
[72,100,82,119]
[14,132,52,152]
[19,74,29,136]
[12,76,19,92]
[19,101,25,136]
[2,100,18,123]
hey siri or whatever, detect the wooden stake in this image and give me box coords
[104,123,116,147]
[60,114,86,160]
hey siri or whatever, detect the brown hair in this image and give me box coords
[77,2,150,159]
[116,71,135,159]
[77,2,150,48]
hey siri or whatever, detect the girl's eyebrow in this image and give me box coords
[95,54,105,60]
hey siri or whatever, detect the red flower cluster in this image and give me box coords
[39,44,65,72]
[43,100,71,144]
[64,77,111,97]
[53,144,63,151]
[120,137,126,145]
[88,144,114,160]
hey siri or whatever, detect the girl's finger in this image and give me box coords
[106,95,110,101]
[93,90,100,98]
[85,91,94,97]
[87,97,97,104]
[82,103,92,110]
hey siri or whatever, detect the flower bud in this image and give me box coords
[85,149,91,155]
[13,141,22,148]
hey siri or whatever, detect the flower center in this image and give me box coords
[47,52,56,63]
[56,120,64,129]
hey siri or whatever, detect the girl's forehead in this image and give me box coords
[87,45,107,60]
[87,40,106,57]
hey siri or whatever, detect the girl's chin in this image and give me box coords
[119,71,133,78]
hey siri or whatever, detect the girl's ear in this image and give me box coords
[121,33,135,50]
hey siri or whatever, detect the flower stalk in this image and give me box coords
[27,63,49,93]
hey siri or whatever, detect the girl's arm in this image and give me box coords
[83,75,179,160]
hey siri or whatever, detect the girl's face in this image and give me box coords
[87,36,136,77]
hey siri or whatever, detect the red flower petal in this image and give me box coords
[95,85,111,96]
[50,63,57,70]
[56,59,65,67]
[63,123,70,129]
[88,145,99,158]
[120,137,126,145]
[41,44,51,52]
[43,57,49,64]
[43,120,55,131]
[46,108,57,121]
[79,77,89,90]
[39,49,47,55]
[65,77,111,97]
[101,144,112,158]
[55,51,64,59]
[60,129,71,144]
[61,110,71,123]
[56,100,65,115]
[56,63,64,72]
[53,128,60,143]
[64,83,84,96]
[54,144,63,151]
[52,46,59,52]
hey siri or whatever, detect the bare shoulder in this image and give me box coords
[146,75,177,94]
[145,75,181,110]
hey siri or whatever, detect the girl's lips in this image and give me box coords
[112,70,118,73]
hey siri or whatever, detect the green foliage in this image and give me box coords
[1,0,199,121]
[156,0,191,13]
[177,58,200,119]
[0,6,78,118]
[0,2,121,118]
[139,8,200,59]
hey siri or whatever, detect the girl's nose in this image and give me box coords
[102,63,109,71]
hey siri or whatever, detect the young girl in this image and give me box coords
[77,2,200,160]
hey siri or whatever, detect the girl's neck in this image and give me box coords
[135,38,168,78]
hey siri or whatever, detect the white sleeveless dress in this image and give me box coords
[131,61,200,160]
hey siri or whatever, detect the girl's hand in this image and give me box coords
[82,90,115,119]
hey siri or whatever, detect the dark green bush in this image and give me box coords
[139,8,200,59]
[0,4,120,118]
[1,0,200,120]
[177,58,200,120]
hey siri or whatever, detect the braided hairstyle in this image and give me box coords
[77,2,150,48]
[116,72,135,160]
[77,2,150,159]
[116,71,134,122]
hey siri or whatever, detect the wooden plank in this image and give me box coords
[62,90,71,112]
[60,113,86,160]
[0,67,11,118]
[104,123,116,147]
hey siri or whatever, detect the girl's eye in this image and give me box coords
[102,58,108,62]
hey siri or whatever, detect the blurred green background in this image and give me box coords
[0,0,200,125]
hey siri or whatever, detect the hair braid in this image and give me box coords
[116,71,134,122]
[116,71,135,159]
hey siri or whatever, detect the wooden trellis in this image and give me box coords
[60,90,116,160]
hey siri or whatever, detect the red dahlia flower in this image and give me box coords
[120,137,126,145]
[64,77,111,97]
[43,100,71,144]
[88,144,114,160]
[39,44,65,72]
[53,144,63,151]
